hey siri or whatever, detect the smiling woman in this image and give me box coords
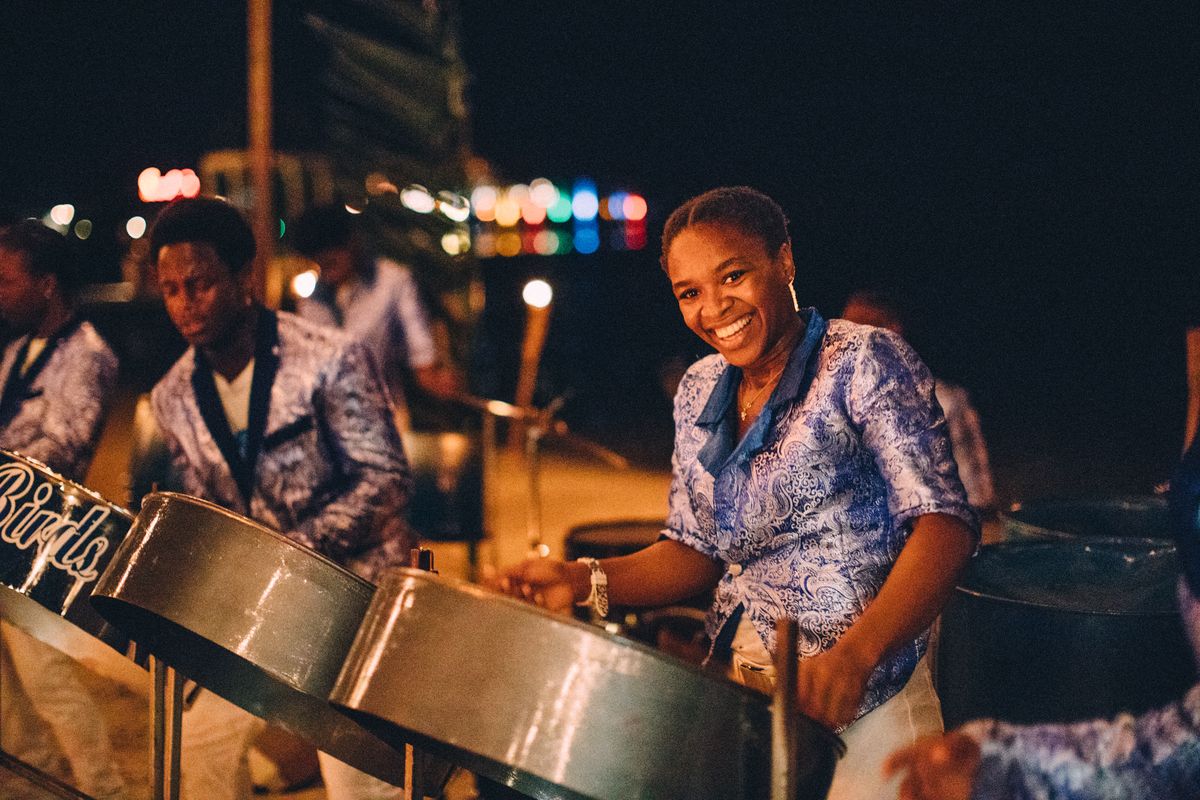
[499,186,980,800]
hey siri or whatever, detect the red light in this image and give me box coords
[623,194,647,222]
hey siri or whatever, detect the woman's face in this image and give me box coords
[665,223,797,370]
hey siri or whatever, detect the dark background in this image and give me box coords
[2,2,1197,500]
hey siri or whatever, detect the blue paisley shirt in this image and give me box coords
[663,308,977,720]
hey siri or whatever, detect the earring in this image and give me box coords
[788,282,800,312]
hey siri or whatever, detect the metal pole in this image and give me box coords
[149,655,183,800]
[525,424,546,555]
[247,0,275,305]
[771,618,799,800]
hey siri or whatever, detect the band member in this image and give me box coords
[147,197,414,800]
[885,446,1200,800]
[0,220,127,799]
[500,187,978,800]
[292,204,464,430]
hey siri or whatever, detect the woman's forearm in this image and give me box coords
[568,539,724,608]
[836,512,976,667]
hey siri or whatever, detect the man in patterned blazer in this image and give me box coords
[0,220,127,799]
[147,197,414,800]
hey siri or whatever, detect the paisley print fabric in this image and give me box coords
[151,310,414,582]
[965,684,1200,800]
[0,320,118,481]
[662,308,976,721]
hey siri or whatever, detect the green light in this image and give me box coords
[279,219,286,238]
[547,189,573,223]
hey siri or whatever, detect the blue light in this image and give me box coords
[608,192,627,221]
[571,179,599,222]
[574,221,600,254]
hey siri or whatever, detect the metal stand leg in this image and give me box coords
[149,655,183,800]
[771,618,799,800]
[525,425,547,557]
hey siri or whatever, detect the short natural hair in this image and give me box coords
[660,186,790,269]
[149,197,256,274]
[292,204,355,257]
[0,220,79,298]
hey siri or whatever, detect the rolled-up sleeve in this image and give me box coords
[847,329,978,537]
[661,370,721,561]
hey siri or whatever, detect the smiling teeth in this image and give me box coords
[715,315,752,339]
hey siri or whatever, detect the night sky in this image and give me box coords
[2,3,1198,496]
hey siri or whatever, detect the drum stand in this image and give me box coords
[771,618,801,800]
[148,654,184,800]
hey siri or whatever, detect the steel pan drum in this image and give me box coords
[0,448,133,656]
[331,568,843,800]
[1001,495,1170,545]
[937,539,1196,728]
[91,492,406,785]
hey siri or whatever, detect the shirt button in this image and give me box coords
[728,563,743,577]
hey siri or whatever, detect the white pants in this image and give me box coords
[730,618,943,800]
[0,623,128,800]
[181,690,402,800]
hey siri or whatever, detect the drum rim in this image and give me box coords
[142,491,374,589]
[0,447,133,522]
[1001,495,1172,548]
[956,539,1182,617]
[376,566,846,755]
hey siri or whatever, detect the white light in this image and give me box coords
[441,232,461,255]
[470,185,497,211]
[571,190,599,221]
[522,279,553,309]
[74,220,93,240]
[291,269,319,299]
[344,203,364,215]
[530,178,558,209]
[399,184,436,214]
[50,204,75,226]
[126,216,148,239]
[437,191,471,222]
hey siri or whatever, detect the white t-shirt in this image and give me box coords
[213,359,254,438]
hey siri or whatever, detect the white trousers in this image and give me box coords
[730,618,943,800]
[181,690,403,800]
[0,623,128,800]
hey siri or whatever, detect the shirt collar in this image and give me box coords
[695,307,827,427]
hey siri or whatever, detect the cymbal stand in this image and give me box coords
[524,419,549,556]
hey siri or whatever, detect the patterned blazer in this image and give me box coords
[150,308,413,581]
[0,319,119,482]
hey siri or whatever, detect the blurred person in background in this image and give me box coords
[292,204,463,431]
[842,289,996,515]
[0,220,126,799]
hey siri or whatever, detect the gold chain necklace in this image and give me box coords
[738,365,786,422]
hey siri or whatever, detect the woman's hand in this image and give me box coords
[883,732,981,800]
[493,557,584,615]
[795,638,877,729]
